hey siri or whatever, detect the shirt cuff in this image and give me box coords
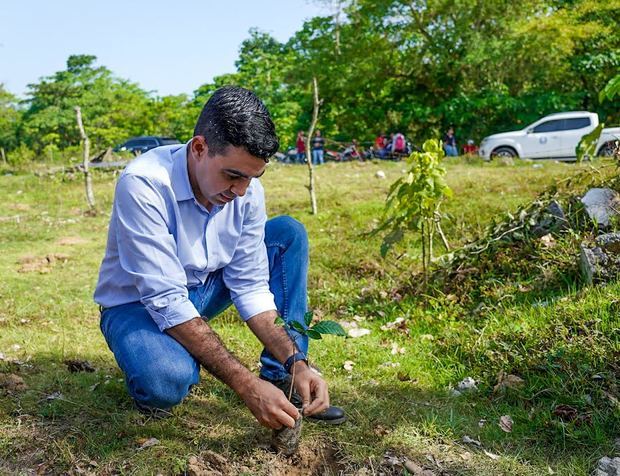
[145,296,200,332]
[233,290,277,321]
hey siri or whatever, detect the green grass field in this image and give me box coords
[1,157,619,475]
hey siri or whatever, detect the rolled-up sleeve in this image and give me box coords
[113,174,199,331]
[223,182,276,320]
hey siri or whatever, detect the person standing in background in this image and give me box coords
[311,130,325,165]
[296,131,306,163]
[443,127,458,157]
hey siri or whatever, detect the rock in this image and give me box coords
[594,456,620,476]
[580,244,607,284]
[579,243,620,285]
[532,200,567,237]
[456,377,478,392]
[596,233,620,254]
[348,328,371,338]
[499,156,514,166]
[375,170,386,179]
[581,188,620,227]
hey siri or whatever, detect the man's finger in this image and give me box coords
[297,380,312,409]
[281,398,301,420]
[276,409,298,429]
[303,380,330,416]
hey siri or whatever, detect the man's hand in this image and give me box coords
[292,363,330,416]
[246,311,332,416]
[241,378,300,429]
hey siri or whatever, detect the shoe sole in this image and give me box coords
[306,415,347,425]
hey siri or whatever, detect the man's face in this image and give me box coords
[189,137,267,210]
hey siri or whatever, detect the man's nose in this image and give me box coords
[230,180,250,197]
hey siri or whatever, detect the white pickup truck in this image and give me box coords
[479,111,619,160]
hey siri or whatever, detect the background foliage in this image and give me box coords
[0,0,618,161]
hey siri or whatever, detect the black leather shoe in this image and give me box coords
[260,374,347,425]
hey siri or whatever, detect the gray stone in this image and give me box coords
[580,244,608,285]
[581,188,620,227]
[596,233,620,254]
[532,200,568,237]
[595,456,620,475]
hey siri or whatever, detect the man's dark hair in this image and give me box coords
[194,86,279,161]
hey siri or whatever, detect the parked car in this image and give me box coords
[113,136,181,155]
[479,112,620,161]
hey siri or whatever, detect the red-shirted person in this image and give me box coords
[463,139,478,156]
[296,131,306,163]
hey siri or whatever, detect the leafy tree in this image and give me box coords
[21,55,154,153]
[0,84,22,154]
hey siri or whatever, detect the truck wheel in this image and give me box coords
[597,141,618,157]
[491,147,517,159]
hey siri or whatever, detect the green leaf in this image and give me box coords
[304,311,313,327]
[306,328,322,340]
[576,123,603,162]
[600,74,620,103]
[311,320,347,337]
[290,321,306,334]
[274,316,285,326]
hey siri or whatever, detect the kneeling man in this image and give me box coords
[94,86,345,428]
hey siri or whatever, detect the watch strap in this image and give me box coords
[283,352,308,374]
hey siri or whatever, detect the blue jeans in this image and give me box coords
[100,216,310,410]
[296,152,306,164]
[444,144,458,157]
[312,149,324,165]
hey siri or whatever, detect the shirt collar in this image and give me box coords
[171,140,224,215]
[171,142,194,202]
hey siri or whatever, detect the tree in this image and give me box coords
[21,55,154,153]
[0,84,21,157]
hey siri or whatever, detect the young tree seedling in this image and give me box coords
[271,311,346,455]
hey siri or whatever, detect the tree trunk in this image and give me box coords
[334,0,342,55]
[74,106,96,211]
[0,147,6,164]
[305,77,320,215]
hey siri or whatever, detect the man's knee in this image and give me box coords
[128,359,198,409]
[266,216,308,252]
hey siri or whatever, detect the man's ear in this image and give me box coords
[191,136,209,159]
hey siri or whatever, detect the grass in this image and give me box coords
[0,157,619,475]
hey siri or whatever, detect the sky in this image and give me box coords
[0,0,327,98]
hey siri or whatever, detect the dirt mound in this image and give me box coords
[266,442,345,476]
[17,253,70,273]
[57,236,87,246]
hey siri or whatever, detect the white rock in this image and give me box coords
[581,188,620,227]
[375,170,386,179]
[456,377,478,392]
[348,328,371,338]
[343,360,355,371]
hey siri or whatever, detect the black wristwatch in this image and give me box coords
[283,352,308,374]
